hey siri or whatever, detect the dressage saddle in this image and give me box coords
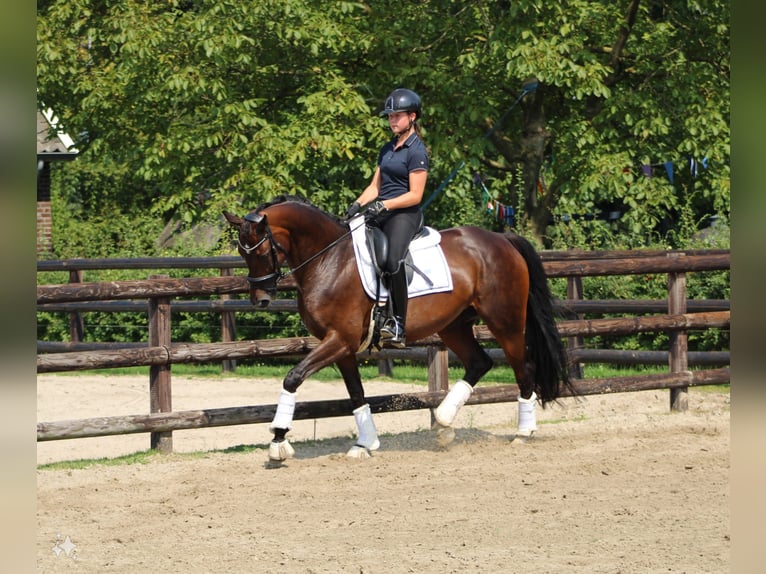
[363,211,431,286]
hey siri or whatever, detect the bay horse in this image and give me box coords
[224,194,572,461]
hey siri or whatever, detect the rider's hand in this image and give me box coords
[364,200,388,222]
[345,201,361,219]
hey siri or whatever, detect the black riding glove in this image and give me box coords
[364,200,388,223]
[345,201,361,219]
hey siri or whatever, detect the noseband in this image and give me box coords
[239,212,283,296]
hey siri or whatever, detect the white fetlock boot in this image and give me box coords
[347,404,380,459]
[268,389,297,461]
[516,391,538,439]
[434,380,473,427]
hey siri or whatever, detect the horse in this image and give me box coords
[224,194,573,461]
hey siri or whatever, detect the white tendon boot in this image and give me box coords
[434,380,473,427]
[268,389,297,461]
[347,404,380,459]
[516,391,538,438]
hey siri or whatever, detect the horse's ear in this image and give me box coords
[244,212,264,224]
[223,211,244,228]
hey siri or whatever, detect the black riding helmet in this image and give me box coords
[380,88,422,120]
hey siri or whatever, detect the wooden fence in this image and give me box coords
[36,249,730,453]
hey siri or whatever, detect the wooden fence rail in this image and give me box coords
[36,248,731,273]
[34,341,730,367]
[36,311,729,373]
[37,367,729,442]
[37,252,729,303]
[35,297,729,316]
[37,249,730,450]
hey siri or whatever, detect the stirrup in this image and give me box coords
[380,318,406,348]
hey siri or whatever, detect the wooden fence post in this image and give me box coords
[566,276,585,379]
[68,269,84,343]
[377,358,394,377]
[220,268,237,373]
[668,254,688,412]
[427,345,449,427]
[148,275,173,453]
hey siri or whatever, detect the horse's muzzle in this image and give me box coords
[250,288,272,308]
[246,273,279,307]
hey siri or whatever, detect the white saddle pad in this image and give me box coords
[349,216,453,301]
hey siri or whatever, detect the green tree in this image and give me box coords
[38,0,729,248]
[359,0,729,244]
[38,0,381,226]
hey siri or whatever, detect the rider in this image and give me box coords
[345,88,430,348]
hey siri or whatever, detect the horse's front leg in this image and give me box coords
[268,332,352,462]
[336,355,380,459]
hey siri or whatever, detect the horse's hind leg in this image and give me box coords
[432,316,493,438]
[481,314,538,438]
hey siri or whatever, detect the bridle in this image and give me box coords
[238,211,354,296]
[238,212,284,296]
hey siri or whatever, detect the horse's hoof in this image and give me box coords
[434,424,456,448]
[433,408,455,428]
[513,430,535,443]
[269,440,295,461]
[346,445,373,459]
[367,438,381,451]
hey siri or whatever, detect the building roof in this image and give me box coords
[37,109,78,160]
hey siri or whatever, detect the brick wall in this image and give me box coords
[37,161,52,256]
[37,201,52,256]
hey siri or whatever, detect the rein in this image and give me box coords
[285,228,353,277]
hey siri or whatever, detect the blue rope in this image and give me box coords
[421,160,464,210]
[422,82,538,211]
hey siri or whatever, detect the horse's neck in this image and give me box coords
[272,206,346,268]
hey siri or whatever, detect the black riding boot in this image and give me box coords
[380,267,408,348]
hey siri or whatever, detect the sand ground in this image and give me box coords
[37,374,730,573]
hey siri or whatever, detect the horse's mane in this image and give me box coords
[255,194,345,225]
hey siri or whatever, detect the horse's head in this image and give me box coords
[224,209,284,307]
[225,195,347,307]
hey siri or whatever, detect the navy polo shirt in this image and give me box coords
[376,132,429,200]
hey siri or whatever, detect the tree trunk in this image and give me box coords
[519,83,550,243]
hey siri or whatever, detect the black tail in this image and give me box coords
[507,233,574,404]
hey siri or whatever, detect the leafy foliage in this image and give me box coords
[38,0,381,225]
[38,0,729,246]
